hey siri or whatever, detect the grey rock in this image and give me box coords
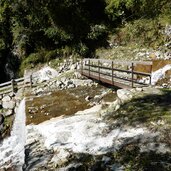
[9,92,15,97]
[4,109,13,116]
[67,84,75,89]
[2,96,11,102]
[94,95,101,104]
[2,101,15,109]
[162,83,168,88]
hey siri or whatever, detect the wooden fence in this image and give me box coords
[0,75,33,95]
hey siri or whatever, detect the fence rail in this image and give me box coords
[81,59,152,89]
[0,76,33,95]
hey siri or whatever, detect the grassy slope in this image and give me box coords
[105,89,171,171]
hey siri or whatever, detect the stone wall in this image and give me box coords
[0,88,24,135]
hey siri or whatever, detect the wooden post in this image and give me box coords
[11,79,15,93]
[112,61,114,85]
[149,75,152,85]
[98,60,100,80]
[30,75,33,88]
[89,60,90,77]
[131,63,134,88]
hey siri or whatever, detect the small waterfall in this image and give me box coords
[0,99,26,170]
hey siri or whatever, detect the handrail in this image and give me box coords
[85,64,151,76]
[83,58,153,66]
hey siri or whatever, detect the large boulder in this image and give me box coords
[2,95,11,102]
[2,100,15,110]
[32,66,59,83]
[2,95,15,110]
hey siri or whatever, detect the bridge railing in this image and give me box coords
[81,59,153,88]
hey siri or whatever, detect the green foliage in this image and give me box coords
[19,49,64,74]
[105,0,170,21]
[44,49,62,62]
[74,43,89,57]
[21,52,44,67]
[0,0,170,79]
[113,17,169,48]
[44,27,72,43]
[88,24,107,40]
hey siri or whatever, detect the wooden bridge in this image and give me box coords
[80,59,153,89]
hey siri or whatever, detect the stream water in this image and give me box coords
[0,99,26,170]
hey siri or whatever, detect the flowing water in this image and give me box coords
[0,99,26,170]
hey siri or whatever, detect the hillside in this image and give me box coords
[0,0,171,82]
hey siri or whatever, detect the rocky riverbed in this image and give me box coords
[23,87,171,171]
[26,85,116,125]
